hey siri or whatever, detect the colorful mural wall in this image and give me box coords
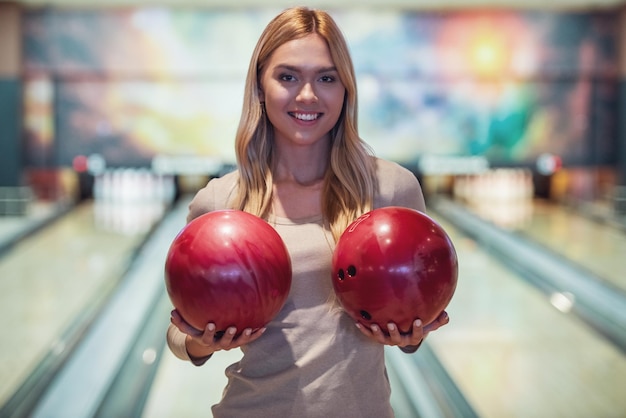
[22,7,619,169]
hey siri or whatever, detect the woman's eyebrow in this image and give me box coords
[275,64,338,73]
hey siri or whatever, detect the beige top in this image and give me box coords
[167,158,425,418]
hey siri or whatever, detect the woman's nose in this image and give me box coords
[297,82,318,103]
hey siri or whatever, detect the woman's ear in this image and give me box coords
[258,89,265,102]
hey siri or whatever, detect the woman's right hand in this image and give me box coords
[170,309,267,359]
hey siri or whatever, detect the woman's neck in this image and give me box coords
[273,141,330,186]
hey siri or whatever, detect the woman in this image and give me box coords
[167,6,450,417]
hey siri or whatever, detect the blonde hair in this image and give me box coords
[233,7,377,242]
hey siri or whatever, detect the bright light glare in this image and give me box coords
[142,348,158,365]
[549,291,575,313]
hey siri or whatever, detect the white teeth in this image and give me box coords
[293,113,319,121]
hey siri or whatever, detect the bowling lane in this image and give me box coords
[0,201,67,254]
[144,346,243,417]
[451,170,626,293]
[0,201,155,409]
[517,200,626,293]
[426,212,626,418]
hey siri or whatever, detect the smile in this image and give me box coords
[290,112,321,121]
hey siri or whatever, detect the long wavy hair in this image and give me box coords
[233,6,377,242]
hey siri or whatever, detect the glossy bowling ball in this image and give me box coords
[332,206,458,334]
[165,210,292,336]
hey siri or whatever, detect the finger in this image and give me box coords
[235,328,253,344]
[170,310,202,337]
[238,327,266,344]
[368,324,387,344]
[424,311,450,333]
[199,323,219,344]
[386,323,403,345]
[355,322,371,336]
[217,327,238,349]
[248,327,267,342]
[410,319,426,343]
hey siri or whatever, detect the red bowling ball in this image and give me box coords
[165,210,292,336]
[332,206,458,334]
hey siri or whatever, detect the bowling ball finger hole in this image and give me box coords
[360,310,372,320]
[337,266,357,281]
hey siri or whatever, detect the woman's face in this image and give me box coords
[259,33,346,149]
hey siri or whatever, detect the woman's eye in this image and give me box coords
[280,74,296,82]
[319,75,335,83]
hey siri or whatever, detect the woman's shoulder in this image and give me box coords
[187,169,239,222]
[211,169,239,189]
[374,157,417,184]
[373,158,425,211]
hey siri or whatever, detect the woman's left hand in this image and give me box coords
[355,310,449,348]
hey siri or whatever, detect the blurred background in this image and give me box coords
[0,0,625,417]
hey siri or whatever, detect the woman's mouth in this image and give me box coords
[289,112,321,121]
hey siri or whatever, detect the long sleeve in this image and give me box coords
[167,323,191,361]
